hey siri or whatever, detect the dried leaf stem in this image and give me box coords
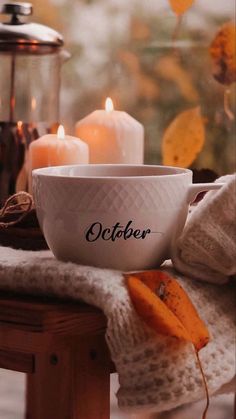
[172,15,183,55]
[223,88,235,121]
[195,349,210,419]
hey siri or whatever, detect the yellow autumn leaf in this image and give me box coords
[209,21,236,85]
[169,0,194,15]
[154,55,199,102]
[162,107,205,167]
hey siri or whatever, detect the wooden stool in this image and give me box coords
[0,292,112,419]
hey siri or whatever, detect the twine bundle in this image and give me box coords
[0,192,34,228]
[0,192,47,250]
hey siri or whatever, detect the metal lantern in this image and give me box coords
[0,2,69,204]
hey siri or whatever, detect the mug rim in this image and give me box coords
[32,164,192,180]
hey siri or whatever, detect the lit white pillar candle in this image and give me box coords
[75,98,144,164]
[28,125,89,192]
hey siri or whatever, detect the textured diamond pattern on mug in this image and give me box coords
[35,179,187,212]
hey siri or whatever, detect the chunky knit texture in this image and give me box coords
[172,174,236,284]
[0,246,235,413]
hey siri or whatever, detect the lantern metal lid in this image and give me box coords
[0,2,63,53]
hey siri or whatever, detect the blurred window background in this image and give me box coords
[3,0,235,175]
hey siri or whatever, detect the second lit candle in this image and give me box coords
[28,125,89,192]
[75,98,144,164]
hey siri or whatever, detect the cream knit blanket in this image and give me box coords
[0,246,235,413]
[172,174,236,284]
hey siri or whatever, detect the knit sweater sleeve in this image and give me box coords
[172,174,236,284]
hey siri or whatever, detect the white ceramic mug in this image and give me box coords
[33,164,223,271]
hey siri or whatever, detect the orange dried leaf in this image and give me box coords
[162,106,205,168]
[126,275,191,342]
[126,271,211,419]
[169,0,194,15]
[126,271,210,351]
[209,21,236,86]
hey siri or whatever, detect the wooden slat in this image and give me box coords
[0,349,34,373]
[26,335,110,419]
[0,292,107,335]
[0,325,67,354]
[0,292,114,418]
[0,292,108,355]
[0,323,110,355]
[72,335,111,418]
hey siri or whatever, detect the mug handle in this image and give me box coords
[187,182,224,204]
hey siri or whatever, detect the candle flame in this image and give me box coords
[31,97,37,111]
[57,124,65,140]
[105,97,114,112]
[17,121,23,130]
